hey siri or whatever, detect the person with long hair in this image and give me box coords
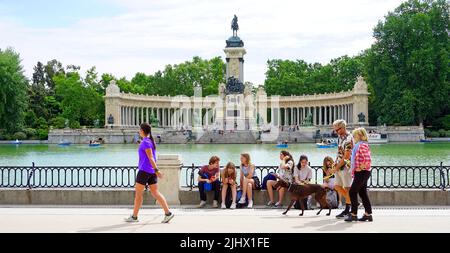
[322,156,336,190]
[345,127,373,222]
[294,155,312,185]
[124,123,174,224]
[221,162,237,209]
[265,151,294,208]
[294,155,313,210]
[238,153,256,208]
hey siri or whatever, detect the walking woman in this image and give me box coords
[266,151,294,208]
[239,153,256,208]
[125,123,174,223]
[345,127,373,222]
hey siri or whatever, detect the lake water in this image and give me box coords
[1,143,449,167]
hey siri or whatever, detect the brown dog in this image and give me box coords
[273,175,331,216]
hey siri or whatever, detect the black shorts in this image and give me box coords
[136,170,158,186]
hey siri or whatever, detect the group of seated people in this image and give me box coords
[197,152,338,209]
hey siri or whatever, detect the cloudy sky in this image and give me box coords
[0,0,404,85]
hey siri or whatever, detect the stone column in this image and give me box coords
[333,106,337,123]
[347,105,350,123]
[130,107,133,126]
[319,106,322,126]
[157,108,160,127]
[271,108,274,126]
[301,107,304,124]
[338,105,341,120]
[120,107,124,126]
[137,107,140,125]
[344,105,348,123]
[156,154,182,205]
[125,107,128,126]
[124,107,128,126]
[328,106,331,125]
[289,107,295,125]
[170,108,173,127]
[342,105,347,121]
[135,107,138,126]
[164,108,167,127]
[350,104,354,124]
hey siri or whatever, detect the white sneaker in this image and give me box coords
[230,203,237,209]
[247,200,253,208]
[124,215,138,223]
[198,201,207,208]
[221,203,226,209]
[213,200,219,208]
[161,213,174,224]
[238,198,246,204]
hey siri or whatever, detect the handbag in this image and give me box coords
[252,176,261,190]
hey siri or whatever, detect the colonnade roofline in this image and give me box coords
[106,87,369,103]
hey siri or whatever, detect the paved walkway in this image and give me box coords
[0,206,449,233]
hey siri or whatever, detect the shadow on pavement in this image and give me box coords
[77,216,160,233]
[292,218,358,231]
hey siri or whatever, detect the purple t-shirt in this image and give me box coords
[138,137,156,174]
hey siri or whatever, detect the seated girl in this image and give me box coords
[266,151,295,208]
[238,153,256,208]
[221,162,237,209]
[322,156,336,190]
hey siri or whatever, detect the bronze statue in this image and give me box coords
[231,15,239,37]
[358,113,366,123]
[225,76,244,95]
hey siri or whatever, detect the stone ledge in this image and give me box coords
[0,188,448,206]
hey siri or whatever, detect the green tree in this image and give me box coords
[364,0,449,126]
[29,61,49,120]
[44,59,65,92]
[264,56,363,96]
[0,48,28,133]
[54,70,104,128]
[125,56,226,97]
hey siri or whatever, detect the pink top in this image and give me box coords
[352,142,372,177]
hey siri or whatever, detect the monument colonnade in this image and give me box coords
[105,77,370,129]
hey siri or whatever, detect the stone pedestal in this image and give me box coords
[156,154,182,205]
[224,47,246,82]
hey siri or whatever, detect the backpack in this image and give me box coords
[262,173,277,190]
[326,190,339,209]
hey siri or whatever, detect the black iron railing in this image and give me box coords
[0,165,138,188]
[0,163,448,190]
[183,163,449,190]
